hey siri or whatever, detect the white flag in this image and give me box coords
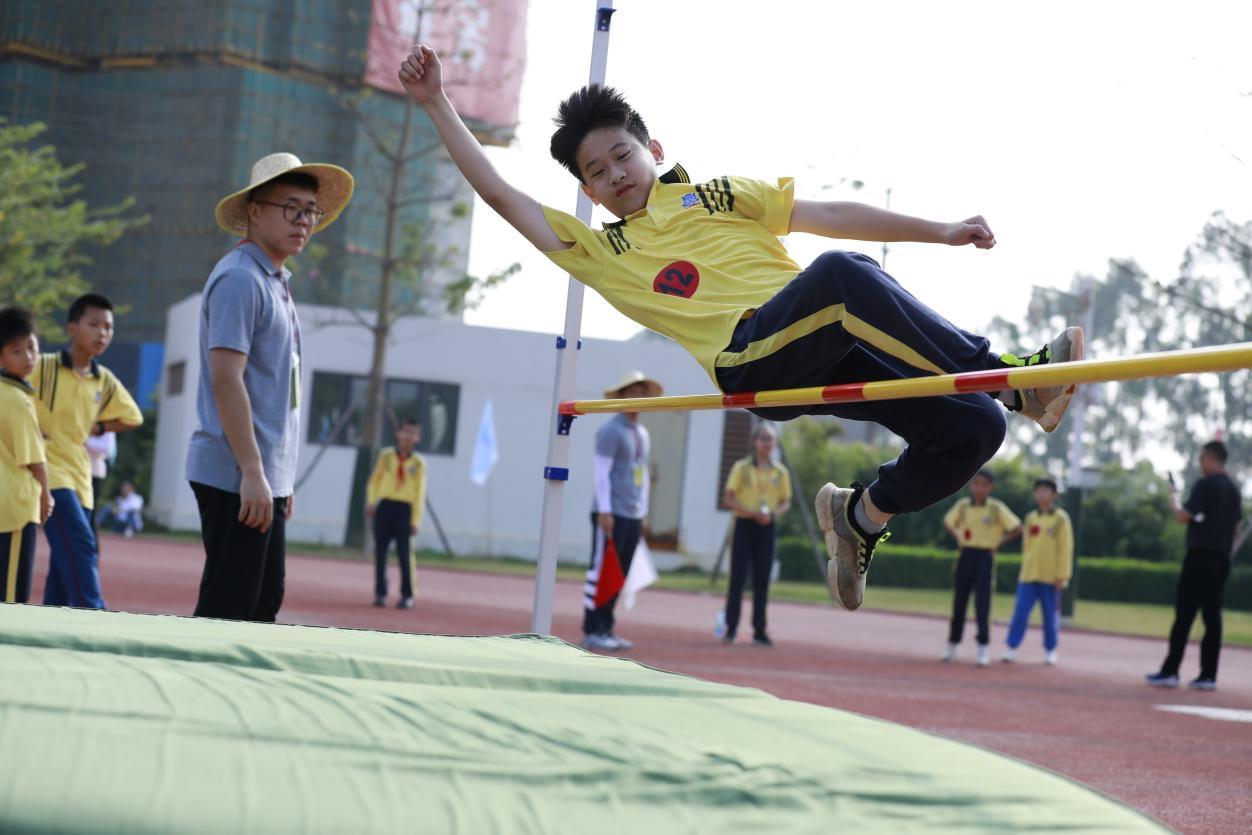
[622,537,658,610]
[469,399,498,486]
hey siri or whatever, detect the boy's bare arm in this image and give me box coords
[789,200,996,249]
[27,462,53,524]
[399,45,569,253]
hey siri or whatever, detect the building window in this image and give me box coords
[307,372,459,455]
[166,361,186,397]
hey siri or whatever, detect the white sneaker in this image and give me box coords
[1001,647,1017,663]
[604,633,634,651]
[941,643,957,663]
[1002,326,1085,433]
[1044,650,1058,666]
[580,633,613,651]
[976,645,990,667]
[814,482,890,611]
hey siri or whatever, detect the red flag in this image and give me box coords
[594,538,626,607]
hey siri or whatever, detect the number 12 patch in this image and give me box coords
[653,261,700,299]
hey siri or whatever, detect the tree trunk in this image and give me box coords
[358,100,415,552]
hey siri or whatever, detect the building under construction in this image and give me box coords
[0,0,526,402]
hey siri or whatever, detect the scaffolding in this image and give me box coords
[0,0,461,341]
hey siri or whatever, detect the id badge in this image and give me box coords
[290,352,301,409]
[633,463,645,487]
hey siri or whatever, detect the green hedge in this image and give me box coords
[776,536,1252,611]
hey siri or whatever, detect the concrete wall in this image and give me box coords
[149,299,733,569]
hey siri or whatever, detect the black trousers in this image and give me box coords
[948,548,994,645]
[373,499,413,599]
[582,513,641,636]
[725,517,776,638]
[1161,549,1231,680]
[0,523,37,604]
[715,251,1007,515]
[191,481,288,623]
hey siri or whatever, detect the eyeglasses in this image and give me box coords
[253,200,326,225]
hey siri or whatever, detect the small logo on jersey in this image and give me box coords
[681,193,699,209]
[1029,525,1041,537]
[653,261,700,299]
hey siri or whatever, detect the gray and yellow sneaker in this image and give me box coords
[999,326,1085,433]
[814,482,890,611]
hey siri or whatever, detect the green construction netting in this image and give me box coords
[0,606,1165,834]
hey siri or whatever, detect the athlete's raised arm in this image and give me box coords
[399,45,568,253]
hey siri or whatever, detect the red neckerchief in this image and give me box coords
[396,450,409,485]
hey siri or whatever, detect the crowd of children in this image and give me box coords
[943,472,1073,667]
[0,297,143,606]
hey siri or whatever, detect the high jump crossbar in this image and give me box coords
[559,343,1252,416]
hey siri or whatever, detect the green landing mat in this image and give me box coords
[0,606,1165,834]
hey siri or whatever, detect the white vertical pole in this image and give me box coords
[531,1,617,634]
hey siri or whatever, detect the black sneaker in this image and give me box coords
[372,596,386,608]
[1145,672,1180,688]
[752,634,774,647]
[1188,677,1217,692]
[397,597,415,610]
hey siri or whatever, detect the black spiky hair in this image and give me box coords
[0,306,37,349]
[550,84,650,182]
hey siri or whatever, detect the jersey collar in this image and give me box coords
[59,349,100,378]
[0,370,33,393]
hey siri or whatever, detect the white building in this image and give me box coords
[150,297,745,570]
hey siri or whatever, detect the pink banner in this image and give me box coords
[364,0,528,134]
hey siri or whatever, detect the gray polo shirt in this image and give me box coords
[593,413,650,520]
[185,242,302,497]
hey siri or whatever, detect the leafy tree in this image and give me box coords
[987,212,1251,482]
[0,120,147,332]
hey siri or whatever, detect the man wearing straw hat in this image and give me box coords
[581,370,661,651]
[186,153,353,622]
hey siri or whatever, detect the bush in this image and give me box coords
[775,537,1252,611]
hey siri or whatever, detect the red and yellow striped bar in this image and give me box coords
[559,342,1252,416]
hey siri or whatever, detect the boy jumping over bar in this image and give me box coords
[398,47,1082,611]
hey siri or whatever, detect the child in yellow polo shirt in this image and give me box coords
[721,424,792,646]
[32,294,143,609]
[1002,478,1073,666]
[400,46,1083,615]
[0,308,53,604]
[942,469,1022,665]
[366,419,426,609]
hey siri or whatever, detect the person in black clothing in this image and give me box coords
[1146,440,1243,691]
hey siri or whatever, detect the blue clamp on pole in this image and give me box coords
[597,7,615,31]
[556,336,567,349]
[557,413,576,435]
[544,467,570,481]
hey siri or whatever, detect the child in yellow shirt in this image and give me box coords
[366,419,426,609]
[0,308,54,604]
[1002,478,1073,666]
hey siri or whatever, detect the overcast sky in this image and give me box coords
[464,0,1252,364]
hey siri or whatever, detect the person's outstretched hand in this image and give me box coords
[944,215,996,249]
[398,44,443,104]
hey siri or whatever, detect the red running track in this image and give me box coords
[32,534,1252,834]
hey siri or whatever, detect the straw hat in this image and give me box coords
[604,370,663,399]
[214,152,355,236]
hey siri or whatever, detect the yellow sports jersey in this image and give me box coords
[943,497,1021,550]
[542,170,800,383]
[32,352,143,508]
[1019,508,1074,584]
[725,457,792,517]
[367,447,426,524]
[0,374,45,532]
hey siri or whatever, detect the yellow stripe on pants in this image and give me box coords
[4,530,21,603]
